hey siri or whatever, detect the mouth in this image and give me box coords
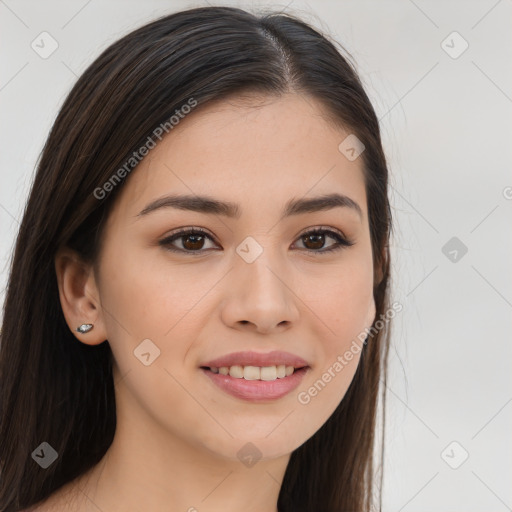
[199,365,310,402]
[199,350,311,401]
[200,364,308,381]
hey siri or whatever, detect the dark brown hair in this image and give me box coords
[0,6,392,511]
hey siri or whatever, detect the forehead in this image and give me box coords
[112,92,368,220]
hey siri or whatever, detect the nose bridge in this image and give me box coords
[223,237,299,331]
[235,237,287,299]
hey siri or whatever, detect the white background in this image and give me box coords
[1,1,511,510]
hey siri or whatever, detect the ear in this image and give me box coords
[374,244,389,287]
[365,293,377,331]
[54,247,108,346]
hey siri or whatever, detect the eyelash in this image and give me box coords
[158,226,354,256]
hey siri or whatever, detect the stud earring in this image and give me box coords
[76,323,94,334]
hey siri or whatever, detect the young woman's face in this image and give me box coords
[93,92,376,461]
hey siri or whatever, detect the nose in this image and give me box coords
[220,250,300,335]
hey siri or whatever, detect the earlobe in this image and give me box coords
[54,247,107,346]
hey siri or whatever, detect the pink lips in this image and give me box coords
[201,367,309,402]
[200,350,311,402]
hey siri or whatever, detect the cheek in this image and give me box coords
[97,245,226,394]
[295,252,374,408]
[99,243,212,338]
[301,254,375,345]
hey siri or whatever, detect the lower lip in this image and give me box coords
[200,367,309,402]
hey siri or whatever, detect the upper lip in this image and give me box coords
[201,350,310,369]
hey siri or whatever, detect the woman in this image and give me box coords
[0,5,392,511]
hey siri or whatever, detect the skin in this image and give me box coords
[44,92,376,512]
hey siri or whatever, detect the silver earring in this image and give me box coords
[76,323,94,334]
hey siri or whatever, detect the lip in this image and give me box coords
[200,350,310,369]
[201,366,310,402]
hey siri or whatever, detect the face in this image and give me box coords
[79,92,376,461]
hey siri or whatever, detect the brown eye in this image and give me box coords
[181,233,206,250]
[301,232,326,250]
[294,228,354,254]
[160,228,218,254]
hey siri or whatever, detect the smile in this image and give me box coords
[204,364,301,380]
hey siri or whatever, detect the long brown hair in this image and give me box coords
[0,6,392,511]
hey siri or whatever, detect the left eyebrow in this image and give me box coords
[136,192,363,221]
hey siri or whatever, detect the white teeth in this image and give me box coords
[210,364,300,380]
[260,366,277,381]
[243,366,260,380]
[229,365,244,379]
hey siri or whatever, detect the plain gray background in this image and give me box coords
[1,1,511,510]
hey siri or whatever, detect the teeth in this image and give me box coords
[210,364,298,380]
[260,366,276,380]
[243,366,259,380]
[229,365,244,379]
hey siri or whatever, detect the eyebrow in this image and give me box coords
[136,192,363,221]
